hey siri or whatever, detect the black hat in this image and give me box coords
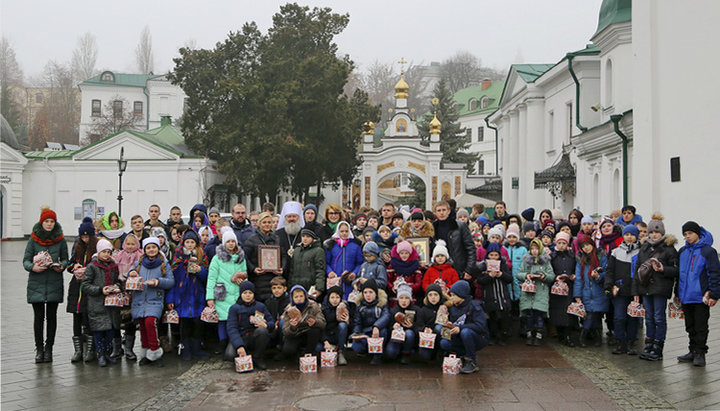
[362,278,379,295]
[78,217,95,236]
[621,205,637,214]
[425,283,443,298]
[410,211,424,221]
[682,221,702,236]
[326,285,343,298]
[301,228,319,240]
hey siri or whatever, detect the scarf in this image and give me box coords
[598,232,621,253]
[390,256,419,277]
[647,235,665,247]
[335,238,349,247]
[141,255,162,270]
[91,257,118,287]
[30,222,64,246]
[570,223,581,237]
[100,228,125,240]
[326,221,339,234]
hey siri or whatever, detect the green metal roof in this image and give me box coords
[24,150,75,159]
[567,44,601,57]
[594,0,631,37]
[512,64,555,83]
[453,81,505,118]
[79,71,163,88]
[137,121,199,157]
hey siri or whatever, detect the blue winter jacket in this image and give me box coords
[615,214,643,228]
[326,240,364,298]
[226,300,274,349]
[505,243,527,301]
[352,289,390,335]
[166,249,208,318]
[130,257,174,320]
[448,298,489,337]
[678,228,720,304]
[573,251,609,313]
[357,260,388,293]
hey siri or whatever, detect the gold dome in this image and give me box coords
[362,121,375,135]
[394,74,409,99]
[429,112,441,134]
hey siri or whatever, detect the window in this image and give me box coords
[468,99,477,111]
[605,59,613,107]
[547,111,554,151]
[35,93,43,104]
[477,126,484,142]
[566,102,573,140]
[113,100,123,119]
[478,159,485,175]
[91,99,101,117]
[101,72,114,82]
[481,96,489,109]
[133,101,143,116]
[670,157,681,182]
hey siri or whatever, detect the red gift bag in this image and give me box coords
[567,302,586,318]
[367,337,383,354]
[521,278,536,293]
[442,354,461,375]
[550,281,569,296]
[627,301,646,318]
[125,276,144,291]
[419,332,436,349]
[320,350,337,368]
[300,353,317,373]
[669,301,685,320]
[235,355,254,373]
[163,309,179,324]
[200,307,219,323]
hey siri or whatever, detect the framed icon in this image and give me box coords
[407,237,431,265]
[258,245,281,271]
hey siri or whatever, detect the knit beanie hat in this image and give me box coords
[621,205,637,214]
[541,229,554,239]
[581,216,594,225]
[208,208,220,216]
[78,217,95,236]
[362,278,379,295]
[396,240,413,254]
[431,239,450,261]
[410,211,424,221]
[682,221,702,236]
[555,232,571,244]
[362,227,375,237]
[488,225,504,241]
[577,233,594,247]
[300,228,319,240]
[622,224,639,238]
[326,285,343,299]
[142,237,160,250]
[456,208,469,218]
[523,222,537,234]
[239,281,256,295]
[485,242,502,257]
[521,208,535,222]
[363,241,380,257]
[222,230,238,246]
[425,283,443,297]
[39,206,57,223]
[449,280,471,299]
[396,283,413,299]
[183,230,199,244]
[647,213,666,236]
[542,220,556,230]
[476,216,489,225]
[96,239,113,254]
[506,224,521,239]
[303,204,318,215]
[556,221,571,232]
[353,213,367,224]
[151,227,166,239]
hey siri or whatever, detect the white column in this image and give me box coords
[524,99,546,209]
[507,110,519,211]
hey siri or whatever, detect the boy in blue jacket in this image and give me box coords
[439,280,489,374]
[356,241,388,291]
[351,279,390,365]
[226,281,274,370]
[676,222,720,367]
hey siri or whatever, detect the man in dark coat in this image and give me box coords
[432,200,475,280]
[229,203,256,247]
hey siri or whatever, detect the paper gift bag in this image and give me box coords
[391,328,405,343]
[367,337,383,354]
[200,307,219,323]
[627,301,646,318]
[299,354,317,373]
[669,301,685,320]
[442,354,461,375]
[234,355,254,373]
[120,292,131,306]
[326,276,342,289]
[419,332,436,349]
[521,278,536,293]
[550,281,569,296]
[441,326,453,340]
[125,276,144,291]
[163,309,179,324]
[567,302,586,318]
[487,259,501,273]
[33,251,53,267]
[435,305,449,325]
[104,293,123,307]
[320,350,337,368]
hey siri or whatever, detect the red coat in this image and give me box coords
[422,263,459,291]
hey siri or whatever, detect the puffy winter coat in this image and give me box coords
[24,223,68,304]
[389,303,422,333]
[353,289,391,335]
[632,235,679,299]
[229,218,256,247]
[398,220,435,243]
[549,248,577,327]
[290,238,326,292]
[130,257,174,319]
[476,258,512,313]
[517,253,556,314]
[244,230,286,303]
[66,237,95,314]
[448,298,489,337]
[416,294,452,330]
[422,263,459,291]
[82,257,122,332]
[325,239,364,298]
[574,250,609,313]
[357,260,388,292]
[605,242,640,297]
[167,248,209,318]
[281,300,326,338]
[677,228,720,304]
[226,300,274,349]
[505,243,527,301]
[206,245,245,321]
[433,218,476,275]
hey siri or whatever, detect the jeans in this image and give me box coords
[612,296,638,342]
[385,329,416,359]
[235,327,270,358]
[523,309,545,330]
[218,320,228,341]
[582,312,604,330]
[683,303,710,353]
[320,322,349,351]
[643,295,668,341]
[418,324,443,360]
[351,328,388,356]
[32,302,58,348]
[439,328,487,361]
[94,329,115,356]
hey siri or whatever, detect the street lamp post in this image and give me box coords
[117,147,128,217]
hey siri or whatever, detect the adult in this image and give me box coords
[24,207,68,363]
[276,201,305,269]
[243,212,285,303]
[380,203,395,227]
[616,205,643,228]
[302,204,326,241]
[494,201,509,226]
[321,203,344,241]
[470,203,488,220]
[567,209,584,237]
[99,211,126,250]
[432,200,476,281]
[128,215,149,242]
[166,206,184,232]
[676,221,720,367]
[229,203,256,246]
[144,204,169,236]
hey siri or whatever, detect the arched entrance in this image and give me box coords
[376,170,428,210]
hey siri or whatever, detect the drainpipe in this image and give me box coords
[484,113,499,176]
[610,114,628,205]
[566,54,588,132]
[143,86,150,130]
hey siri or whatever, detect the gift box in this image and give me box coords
[367,337,383,354]
[320,350,337,368]
[163,309,180,324]
[391,328,405,343]
[419,332,436,349]
[567,302,586,318]
[33,251,53,267]
[300,353,317,373]
[326,276,342,289]
[441,326,453,340]
[550,281,569,296]
[104,293,124,307]
[435,305,449,325]
[487,259,501,273]
[200,307,219,323]
[669,301,685,320]
[120,292,131,306]
[627,301,646,318]
[521,278,536,293]
[347,290,360,302]
[442,354,461,375]
[235,355,254,373]
[336,302,349,319]
[125,276,144,291]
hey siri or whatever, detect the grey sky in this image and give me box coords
[2,0,603,79]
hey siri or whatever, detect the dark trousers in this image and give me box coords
[236,327,270,358]
[488,310,512,339]
[179,317,203,340]
[94,329,115,356]
[320,322,349,351]
[683,303,710,353]
[439,328,488,361]
[612,296,639,342]
[523,309,545,331]
[282,327,322,357]
[582,312,604,330]
[72,312,90,337]
[32,302,58,348]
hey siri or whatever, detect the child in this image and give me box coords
[573,216,596,255]
[521,222,538,247]
[266,276,290,344]
[540,230,555,253]
[605,225,641,355]
[386,283,421,364]
[367,214,379,230]
[475,243,512,345]
[549,232,578,347]
[82,239,122,367]
[113,233,143,361]
[351,279,390,365]
[356,241,388,292]
[505,224,528,311]
[416,283,449,361]
[99,211,126,250]
[422,240,459,291]
[290,229,326,298]
[208,209,221,236]
[114,234,143,278]
[226,281,274,370]
[439,280,489,374]
[517,239,555,346]
[325,221,364,300]
[361,227,375,245]
[128,237,174,366]
[574,234,609,347]
[150,227,171,259]
[192,212,209,233]
[320,285,350,365]
[371,225,397,255]
[206,230,246,360]
[352,213,368,239]
[398,211,435,241]
[67,217,98,363]
[386,241,423,307]
[635,221,648,242]
[198,225,213,250]
[281,285,326,359]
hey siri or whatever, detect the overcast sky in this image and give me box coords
[2,0,603,80]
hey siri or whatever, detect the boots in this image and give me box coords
[639,338,653,360]
[526,330,534,346]
[43,343,53,363]
[678,351,695,363]
[460,357,479,374]
[565,335,576,347]
[159,335,172,353]
[35,345,45,363]
[646,340,664,361]
[612,341,628,354]
[189,338,210,359]
[337,351,347,366]
[110,337,123,361]
[693,351,706,367]
[98,353,108,367]
[533,328,543,346]
[124,334,137,361]
[579,329,588,348]
[83,334,97,362]
[180,339,192,361]
[71,336,83,363]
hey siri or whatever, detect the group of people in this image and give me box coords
[24,199,719,375]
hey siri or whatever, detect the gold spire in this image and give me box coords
[429,112,441,134]
[394,57,409,99]
[362,121,375,135]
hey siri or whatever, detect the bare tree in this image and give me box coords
[135,26,154,74]
[362,60,395,107]
[72,32,98,81]
[441,51,482,94]
[42,61,80,145]
[0,37,24,133]
[85,95,143,144]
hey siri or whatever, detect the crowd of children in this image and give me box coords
[22,200,720,374]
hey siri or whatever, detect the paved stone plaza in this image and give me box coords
[2,240,720,410]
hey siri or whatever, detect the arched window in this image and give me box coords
[593,173,600,214]
[612,168,620,206]
[468,99,477,111]
[396,118,407,132]
[481,96,489,109]
[605,59,613,107]
[101,71,114,82]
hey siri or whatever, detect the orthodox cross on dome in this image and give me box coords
[397,57,407,75]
